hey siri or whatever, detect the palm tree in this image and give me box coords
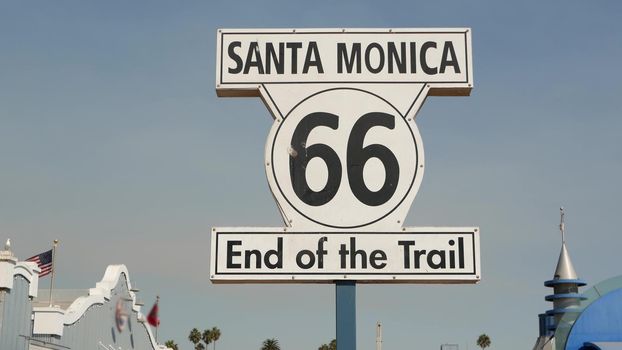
[189,328,203,350]
[202,329,213,350]
[476,334,491,349]
[210,327,221,350]
[261,338,280,350]
[165,340,179,350]
[318,339,336,350]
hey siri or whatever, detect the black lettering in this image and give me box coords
[420,41,437,75]
[409,42,417,73]
[227,41,243,74]
[349,237,367,269]
[303,41,324,74]
[226,241,242,268]
[316,237,328,269]
[286,42,303,74]
[264,237,283,269]
[458,237,465,269]
[448,239,455,269]
[427,250,446,269]
[244,249,261,268]
[338,43,361,73]
[440,41,460,74]
[398,240,415,268]
[244,42,264,74]
[365,43,384,74]
[339,244,349,269]
[414,250,426,269]
[370,250,387,269]
[266,43,285,74]
[388,42,406,73]
[296,249,315,269]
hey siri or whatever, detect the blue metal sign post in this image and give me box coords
[336,281,356,350]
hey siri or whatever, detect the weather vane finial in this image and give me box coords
[559,207,566,244]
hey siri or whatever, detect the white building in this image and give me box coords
[0,241,170,350]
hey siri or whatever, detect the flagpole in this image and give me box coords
[155,295,160,342]
[48,239,59,307]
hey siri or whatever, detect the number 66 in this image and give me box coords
[289,112,399,207]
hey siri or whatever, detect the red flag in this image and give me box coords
[147,299,160,327]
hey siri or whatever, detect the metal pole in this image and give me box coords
[156,295,159,343]
[376,322,382,350]
[336,281,356,350]
[48,239,59,307]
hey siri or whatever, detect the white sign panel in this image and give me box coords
[267,87,423,229]
[216,28,473,95]
[214,28,474,231]
[211,28,479,284]
[210,227,480,283]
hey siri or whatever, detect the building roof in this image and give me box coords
[584,342,622,350]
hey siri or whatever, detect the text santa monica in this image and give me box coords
[227,41,461,76]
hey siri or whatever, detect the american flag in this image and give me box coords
[26,249,53,277]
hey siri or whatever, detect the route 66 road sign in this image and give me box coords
[211,28,480,283]
[215,28,473,231]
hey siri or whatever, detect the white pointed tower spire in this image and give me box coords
[541,207,586,335]
[554,207,578,280]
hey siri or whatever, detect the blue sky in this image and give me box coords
[2,1,622,349]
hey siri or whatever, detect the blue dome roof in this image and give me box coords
[565,287,622,349]
[554,275,622,349]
